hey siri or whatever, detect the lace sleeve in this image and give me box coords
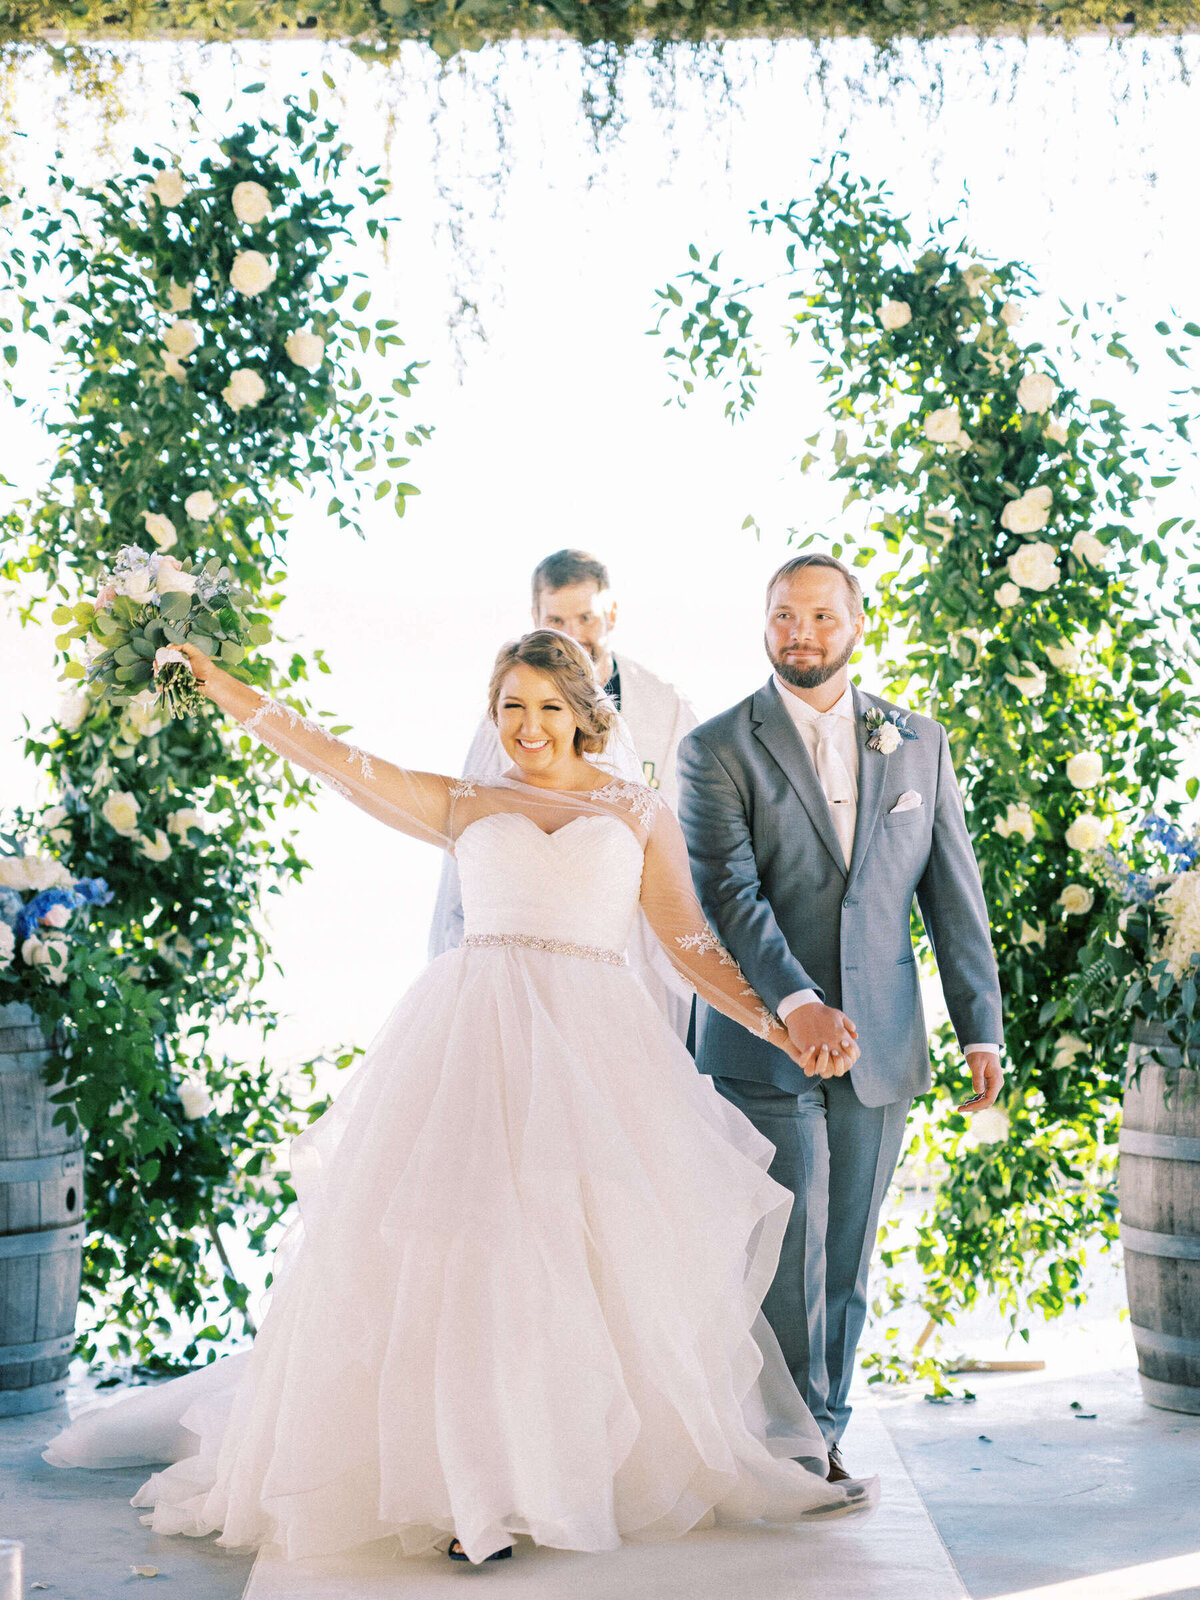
[638,801,791,1048]
[207,671,453,849]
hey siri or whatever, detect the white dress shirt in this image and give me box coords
[771,677,998,1062]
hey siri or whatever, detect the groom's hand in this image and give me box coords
[785,1004,859,1079]
[958,1050,1003,1111]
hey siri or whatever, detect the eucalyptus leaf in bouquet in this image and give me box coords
[63,546,271,719]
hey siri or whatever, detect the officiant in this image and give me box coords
[428,548,698,1042]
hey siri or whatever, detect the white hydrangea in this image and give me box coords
[1158,869,1200,980]
[1051,1034,1088,1072]
[58,689,90,732]
[167,808,206,838]
[1045,637,1084,674]
[963,1106,1010,1145]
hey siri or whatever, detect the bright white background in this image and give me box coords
[3,36,1199,1069]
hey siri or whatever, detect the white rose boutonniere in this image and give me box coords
[231,179,271,224]
[880,299,912,331]
[229,250,276,297]
[1065,813,1107,852]
[864,706,918,754]
[1006,541,1060,592]
[1066,751,1104,790]
[1058,883,1095,916]
[223,368,266,411]
[1017,371,1060,414]
[285,330,326,372]
[1000,485,1053,535]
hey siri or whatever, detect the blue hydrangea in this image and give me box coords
[73,877,113,906]
[15,885,82,944]
[0,888,23,929]
[1141,812,1200,870]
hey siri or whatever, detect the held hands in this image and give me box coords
[957,1050,1004,1113]
[784,1002,860,1079]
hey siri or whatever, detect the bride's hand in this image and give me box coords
[171,640,218,692]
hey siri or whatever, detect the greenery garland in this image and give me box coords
[653,165,1200,1372]
[4,0,1200,60]
[1,84,426,1364]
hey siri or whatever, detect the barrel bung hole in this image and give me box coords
[66,1186,77,1212]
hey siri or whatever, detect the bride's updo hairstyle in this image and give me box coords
[487,630,618,757]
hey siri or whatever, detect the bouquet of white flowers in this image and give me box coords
[0,848,114,988]
[60,546,269,719]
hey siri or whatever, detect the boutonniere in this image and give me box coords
[864,706,919,755]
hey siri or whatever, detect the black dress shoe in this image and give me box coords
[826,1441,851,1483]
[448,1539,513,1563]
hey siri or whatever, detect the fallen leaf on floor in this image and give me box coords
[1073,1412,1098,1420]
[30,1586,49,1592]
[978,1435,992,1443]
[1070,1400,1083,1410]
[131,1566,160,1578]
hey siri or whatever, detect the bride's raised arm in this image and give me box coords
[183,644,455,849]
[638,800,802,1059]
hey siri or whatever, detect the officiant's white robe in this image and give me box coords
[428,654,699,1040]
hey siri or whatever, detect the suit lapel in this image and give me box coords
[751,681,847,878]
[847,685,889,887]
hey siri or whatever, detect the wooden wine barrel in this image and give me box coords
[0,1001,83,1416]
[1120,1018,1200,1415]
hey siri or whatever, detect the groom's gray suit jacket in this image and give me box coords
[678,680,1002,1107]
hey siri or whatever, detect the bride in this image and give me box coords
[45,628,873,1565]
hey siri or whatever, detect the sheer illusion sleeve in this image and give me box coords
[204,670,456,849]
[639,799,790,1050]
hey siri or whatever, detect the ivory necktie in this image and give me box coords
[814,715,856,869]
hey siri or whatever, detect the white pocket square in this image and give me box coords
[888,791,924,814]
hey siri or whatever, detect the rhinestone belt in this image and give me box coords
[461,933,627,967]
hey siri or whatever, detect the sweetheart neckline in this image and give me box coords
[454,810,642,853]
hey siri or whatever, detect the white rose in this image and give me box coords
[141,511,177,551]
[223,368,266,411]
[167,280,193,312]
[1017,372,1060,414]
[999,301,1023,327]
[1044,418,1069,447]
[161,352,187,381]
[967,1107,1010,1144]
[999,485,1054,535]
[231,180,271,224]
[995,582,1022,609]
[1018,919,1046,948]
[40,903,72,930]
[101,791,141,836]
[151,169,186,208]
[136,828,172,863]
[229,250,276,297]
[1045,638,1084,674]
[0,922,13,968]
[880,299,912,331]
[178,1079,214,1120]
[1005,666,1047,698]
[1071,531,1107,567]
[167,808,205,838]
[156,563,197,598]
[1066,751,1104,790]
[15,854,71,892]
[118,566,156,601]
[163,319,200,358]
[995,803,1036,844]
[184,490,217,521]
[1058,884,1095,916]
[1006,541,1060,592]
[285,330,326,372]
[22,936,68,983]
[874,722,903,754]
[58,689,89,732]
[1051,1034,1088,1072]
[1065,813,1107,852]
[924,406,962,444]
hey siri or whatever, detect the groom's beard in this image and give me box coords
[768,635,856,690]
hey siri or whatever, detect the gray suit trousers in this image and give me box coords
[713,1073,911,1447]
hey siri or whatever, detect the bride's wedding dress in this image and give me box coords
[44,697,875,1564]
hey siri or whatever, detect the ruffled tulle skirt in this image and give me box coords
[45,947,874,1563]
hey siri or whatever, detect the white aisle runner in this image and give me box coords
[241,1396,965,1600]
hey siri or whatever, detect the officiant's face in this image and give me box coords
[765,570,863,690]
[533,582,618,682]
[496,664,584,777]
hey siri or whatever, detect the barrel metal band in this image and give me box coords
[1120,1128,1200,1162]
[0,1378,69,1417]
[1131,1323,1200,1359]
[0,1224,83,1259]
[1122,1224,1200,1261]
[0,1151,83,1184]
[461,933,626,967]
[0,1333,74,1364]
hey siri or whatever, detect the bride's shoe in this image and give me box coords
[447,1539,514,1564]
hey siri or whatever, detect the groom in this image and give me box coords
[677,554,1003,1478]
